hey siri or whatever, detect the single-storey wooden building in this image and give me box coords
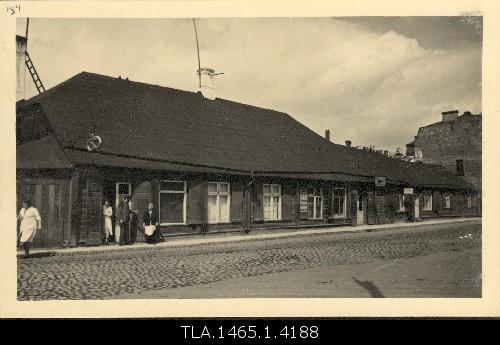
[16,72,480,248]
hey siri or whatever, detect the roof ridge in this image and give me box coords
[57,71,292,117]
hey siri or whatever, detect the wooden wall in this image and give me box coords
[17,173,71,248]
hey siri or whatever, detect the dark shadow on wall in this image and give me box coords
[352,277,385,298]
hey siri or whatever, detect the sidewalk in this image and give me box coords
[17,217,481,258]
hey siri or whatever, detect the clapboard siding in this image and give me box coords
[18,177,68,248]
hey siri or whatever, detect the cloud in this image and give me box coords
[19,17,481,152]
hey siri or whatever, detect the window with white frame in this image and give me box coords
[466,195,472,208]
[398,195,405,212]
[307,186,323,219]
[443,194,451,209]
[422,192,433,211]
[332,188,346,218]
[207,182,230,224]
[159,180,186,225]
[263,184,281,220]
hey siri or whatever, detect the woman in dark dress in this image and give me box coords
[142,203,162,244]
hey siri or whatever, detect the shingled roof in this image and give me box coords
[16,72,476,190]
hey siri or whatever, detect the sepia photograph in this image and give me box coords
[12,15,484,302]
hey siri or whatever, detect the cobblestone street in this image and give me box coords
[17,220,481,300]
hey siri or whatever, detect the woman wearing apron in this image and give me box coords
[17,200,41,258]
[103,200,113,244]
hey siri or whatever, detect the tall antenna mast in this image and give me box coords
[25,18,30,41]
[192,18,202,88]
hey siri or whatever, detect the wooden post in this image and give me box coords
[243,178,255,233]
[351,189,358,226]
[247,181,252,233]
[68,170,80,247]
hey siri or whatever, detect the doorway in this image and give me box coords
[357,193,367,225]
[115,182,132,208]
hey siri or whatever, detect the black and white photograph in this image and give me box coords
[12,15,484,301]
[1,0,499,319]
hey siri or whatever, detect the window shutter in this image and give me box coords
[187,179,205,225]
[281,183,295,221]
[252,181,263,221]
[433,190,441,212]
[230,182,243,223]
[345,188,352,220]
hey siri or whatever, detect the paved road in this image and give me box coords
[130,248,479,298]
[17,220,481,300]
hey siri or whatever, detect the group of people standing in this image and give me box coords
[17,196,163,258]
[102,196,163,245]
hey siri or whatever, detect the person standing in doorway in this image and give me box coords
[142,202,161,244]
[17,200,41,258]
[118,195,131,245]
[103,200,113,245]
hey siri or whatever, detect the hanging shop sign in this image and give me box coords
[404,188,414,195]
[86,134,103,152]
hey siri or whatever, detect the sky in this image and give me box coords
[16,17,482,152]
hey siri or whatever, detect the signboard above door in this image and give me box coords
[374,176,386,187]
[404,188,414,195]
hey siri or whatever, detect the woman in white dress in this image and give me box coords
[103,200,113,245]
[17,200,41,258]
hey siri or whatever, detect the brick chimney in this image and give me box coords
[345,140,352,147]
[325,129,331,142]
[442,110,459,122]
[16,35,27,101]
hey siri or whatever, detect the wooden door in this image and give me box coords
[86,181,103,245]
[414,196,420,220]
[25,183,63,248]
[357,194,365,225]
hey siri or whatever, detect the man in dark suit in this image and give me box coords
[142,202,162,244]
[118,195,131,245]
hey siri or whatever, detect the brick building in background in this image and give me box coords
[406,110,482,190]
